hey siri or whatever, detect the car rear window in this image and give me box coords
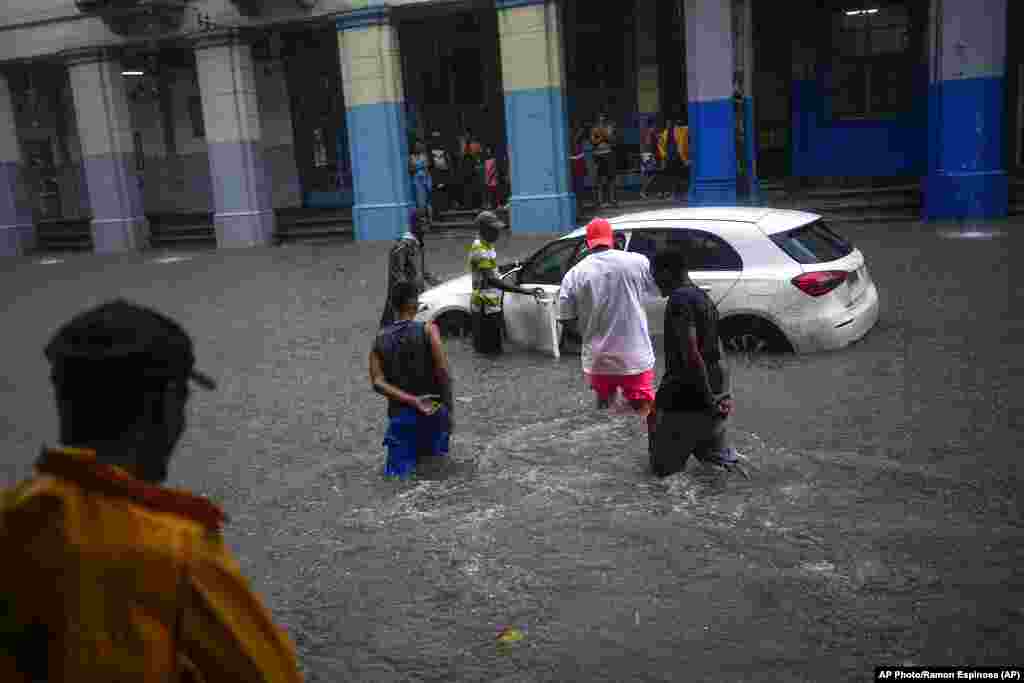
[770,220,854,264]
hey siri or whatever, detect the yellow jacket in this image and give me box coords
[658,126,689,163]
[0,447,303,682]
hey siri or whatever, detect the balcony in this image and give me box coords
[74,0,189,35]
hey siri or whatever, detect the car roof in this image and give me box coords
[560,207,821,239]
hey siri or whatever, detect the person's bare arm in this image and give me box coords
[557,279,579,343]
[369,350,433,414]
[390,244,412,287]
[716,336,732,397]
[714,335,733,417]
[426,322,453,410]
[482,270,543,298]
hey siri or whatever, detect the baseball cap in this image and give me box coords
[475,211,506,232]
[586,218,614,249]
[44,299,216,390]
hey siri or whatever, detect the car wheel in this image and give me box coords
[435,311,472,340]
[720,317,792,355]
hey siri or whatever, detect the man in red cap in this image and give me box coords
[558,218,662,425]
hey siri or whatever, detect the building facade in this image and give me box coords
[0,0,1018,255]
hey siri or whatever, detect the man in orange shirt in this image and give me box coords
[0,300,303,682]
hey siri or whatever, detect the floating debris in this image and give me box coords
[496,626,524,644]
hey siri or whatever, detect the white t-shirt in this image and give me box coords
[558,249,662,375]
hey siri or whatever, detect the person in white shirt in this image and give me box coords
[558,218,662,432]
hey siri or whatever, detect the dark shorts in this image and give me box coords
[595,153,616,180]
[383,405,450,479]
[649,409,734,478]
[472,309,504,355]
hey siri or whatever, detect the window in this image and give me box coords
[828,3,917,118]
[770,220,854,265]
[627,228,743,271]
[567,232,627,270]
[626,230,659,262]
[521,238,585,285]
[684,230,743,271]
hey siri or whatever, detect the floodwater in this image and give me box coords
[1,220,1021,681]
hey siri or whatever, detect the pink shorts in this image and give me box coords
[585,369,656,404]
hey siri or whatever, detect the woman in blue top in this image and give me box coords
[410,141,432,214]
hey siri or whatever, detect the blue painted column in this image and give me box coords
[685,0,738,205]
[194,31,275,248]
[337,7,412,241]
[496,0,574,233]
[925,0,1008,220]
[65,48,148,253]
[0,71,34,256]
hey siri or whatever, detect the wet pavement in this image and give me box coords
[1,217,1022,681]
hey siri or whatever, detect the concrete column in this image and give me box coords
[337,7,412,241]
[194,31,275,247]
[685,0,737,205]
[925,0,1008,220]
[735,0,760,202]
[64,48,148,253]
[0,71,35,256]
[496,0,574,233]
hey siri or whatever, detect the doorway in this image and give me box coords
[23,139,61,219]
[396,3,506,213]
[282,27,352,208]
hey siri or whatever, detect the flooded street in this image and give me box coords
[1,218,1021,681]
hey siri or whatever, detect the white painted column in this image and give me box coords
[0,71,35,256]
[194,31,275,248]
[64,48,148,253]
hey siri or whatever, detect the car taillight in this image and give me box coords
[791,270,847,297]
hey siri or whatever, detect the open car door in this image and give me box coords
[501,285,562,358]
[501,237,587,358]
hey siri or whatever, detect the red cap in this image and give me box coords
[586,218,614,249]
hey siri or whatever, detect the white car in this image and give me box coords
[416,207,880,356]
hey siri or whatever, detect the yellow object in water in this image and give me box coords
[496,627,524,643]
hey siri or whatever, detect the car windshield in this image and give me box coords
[770,220,853,264]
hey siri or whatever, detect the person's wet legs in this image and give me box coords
[693,417,750,479]
[472,310,504,355]
[646,403,657,456]
[650,410,701,477]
